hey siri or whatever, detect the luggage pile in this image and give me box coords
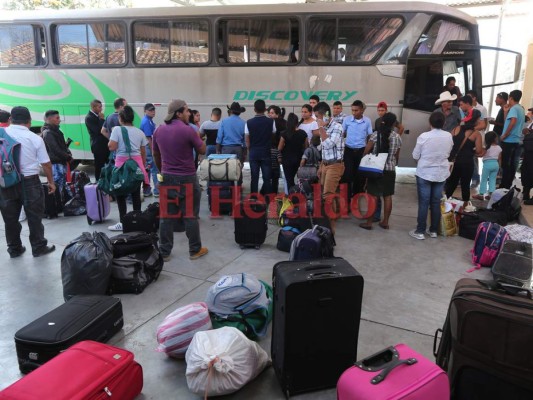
[199,154,242,216]
[61,231,164,298]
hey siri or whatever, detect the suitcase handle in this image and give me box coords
[309,271,338,279]
[433,328,442,358]
[370,357,418,384]
[477,279,533,299]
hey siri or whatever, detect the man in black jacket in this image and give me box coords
[85,99,108,181]
[42,110,72,199]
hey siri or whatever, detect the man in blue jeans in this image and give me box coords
[140,103,159,197]
[500,90,525,189]
[245,100,276,196]
[409,112,453,240]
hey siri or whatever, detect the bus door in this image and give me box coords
[400,55,476,167]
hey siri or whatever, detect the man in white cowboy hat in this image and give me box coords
[434,91,461,133]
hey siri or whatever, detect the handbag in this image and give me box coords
[99,127,144,196]
[297,165,318,182]
[358,130,387,179]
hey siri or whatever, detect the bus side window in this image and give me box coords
[36,26,47,66]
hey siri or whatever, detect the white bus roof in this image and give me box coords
[0,2,476,25]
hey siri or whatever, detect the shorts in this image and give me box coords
[367,170,396,197]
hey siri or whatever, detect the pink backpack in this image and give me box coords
[469,222,509,272]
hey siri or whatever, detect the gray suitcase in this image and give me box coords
[492,240,533,288]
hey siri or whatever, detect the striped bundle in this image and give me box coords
[156,302,212,358]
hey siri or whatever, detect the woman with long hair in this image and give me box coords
[107,105,149,231]
[359,112,402,230]
[298,104,319,142]
[444,108,483,202]
[278,112,308,191]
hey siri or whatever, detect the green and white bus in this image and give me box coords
[0,2,520,166]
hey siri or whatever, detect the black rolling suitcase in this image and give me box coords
[271,257,364,396]
[234,198,267,249]
[492,240,533,288]
[208,180,236,215]
[435,279,533,399]
[42,184,62,219]
[14,295,123,374]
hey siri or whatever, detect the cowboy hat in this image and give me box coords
[227,102,246,114]
[435,91,458,105]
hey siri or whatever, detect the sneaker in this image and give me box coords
[162,254,171,262]
[154,191,160,198]
[108,222,123,231]
[190,247,209,260]
[19,209,26,222]
[409,230,425,240]
[464,201,477,213]
[33,245,56,257]
[143,188,153,198]
[426,231,438,238]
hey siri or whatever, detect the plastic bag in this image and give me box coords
[185,327,270,397]
[156,302,212,358]
[61,232,113,301]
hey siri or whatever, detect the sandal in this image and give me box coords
[359,223,373,230]
[379,223,390,230]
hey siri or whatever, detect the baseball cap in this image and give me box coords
[164,99,186,122]
[144,103,155,111]
[496,92,508,102]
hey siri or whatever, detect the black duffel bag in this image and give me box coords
[110,231,159,258]
[458,209,508,240]
[108,244,163,294]
[122,202,160,233]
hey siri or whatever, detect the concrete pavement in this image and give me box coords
[0,167,493,399]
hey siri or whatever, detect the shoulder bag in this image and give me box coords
[100,127,144,196]
[358,131,388,179]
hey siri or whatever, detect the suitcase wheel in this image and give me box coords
[239,245,245,249]
[87,216,93,225]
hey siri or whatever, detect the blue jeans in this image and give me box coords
[416,176,445,234]
[52,163,67,196]
[145,144,159,194]
[479,159,499,195]
[206,145,217,157]
[250,158,272,195]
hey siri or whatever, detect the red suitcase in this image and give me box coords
[337,343,449,400]
[0,341,143,400]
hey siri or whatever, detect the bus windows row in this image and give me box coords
[0,15,473,68]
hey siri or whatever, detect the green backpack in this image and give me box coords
[98,127,144,196]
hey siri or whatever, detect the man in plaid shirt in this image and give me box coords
[316,102,345,234]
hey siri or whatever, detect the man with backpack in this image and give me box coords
[0,106,56,258]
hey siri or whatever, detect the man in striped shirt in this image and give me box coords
[316,102,345,234]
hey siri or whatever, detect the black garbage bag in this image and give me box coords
[63,196,87,216]
[61,232,113,301]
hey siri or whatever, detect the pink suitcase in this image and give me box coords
[337,343,449,400]
[84,183,110,225]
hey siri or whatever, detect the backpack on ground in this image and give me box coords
[0,127,21,188]
[470,222,509,272]
[289,225,335,261]
[205,273,273,340]
[277,226,300,252]
[65,169,90,201]
[122,202,160,233]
